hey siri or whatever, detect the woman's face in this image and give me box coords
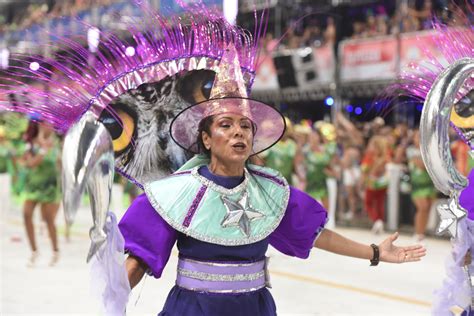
[202,113,254,166]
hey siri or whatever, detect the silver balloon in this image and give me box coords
[62,112,115,262]
[420,58,473,196]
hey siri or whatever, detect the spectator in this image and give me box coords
[406,130,436,243]
[260,117,298,186]
[452,135,473,177]
[361,135,391,234]
[302,127,336,210]
[351,21,366,39]
[324,17,336,45]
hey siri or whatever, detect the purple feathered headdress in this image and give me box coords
[0,1,269,186]
[0,1,266,133]
[396,4,474,150]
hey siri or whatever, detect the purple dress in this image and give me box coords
[119,166,327,316]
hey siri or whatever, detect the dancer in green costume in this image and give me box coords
[21,120,61,266]
[261,118,297,185]
[304,129,336,209]
[407,130,436,242]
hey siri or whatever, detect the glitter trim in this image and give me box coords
[248,168,285,186]
[191,166,250,195]
[172,170,193,177]
[144,168,290,246]
[177,268,265,282]
[176,283,266,294]
[183,185,207,228]
[116,167,144,190]
[179,257,263,267]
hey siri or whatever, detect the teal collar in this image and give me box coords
[144,159,290,246]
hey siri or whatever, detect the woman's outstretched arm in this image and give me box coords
[314,229,426,264]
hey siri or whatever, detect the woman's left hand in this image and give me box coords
[379,232,426,263]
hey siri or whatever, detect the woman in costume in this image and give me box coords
[0,3,425,314]
[119,45,425,315]
[260,117,297,185]
[302,127,335,209]
[406,129,436,243]
[361,135,391,234]
[21,119,61,266]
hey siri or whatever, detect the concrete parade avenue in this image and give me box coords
[1,201,450,316]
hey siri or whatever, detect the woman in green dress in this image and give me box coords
[303,128,336,210]
[22,120,61,266]
[407,130,436,243]
[261,118,297,185]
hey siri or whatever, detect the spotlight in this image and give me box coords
[125,46,136,57]
[345,105,353,113]
[325,96,334,106]
[223,0,238,25]
[29,62,40,71]
[0,48,9,69]
[87,27,100,53]
[355,107,362,115]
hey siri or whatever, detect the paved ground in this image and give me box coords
[1,197,452,316]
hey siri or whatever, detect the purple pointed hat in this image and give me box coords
[170,44,285,155]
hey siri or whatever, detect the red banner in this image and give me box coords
[340,36,398,82]
[400,30,449,70]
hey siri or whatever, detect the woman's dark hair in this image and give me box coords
[196,115,215,157]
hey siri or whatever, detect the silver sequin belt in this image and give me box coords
[175,257,270,294]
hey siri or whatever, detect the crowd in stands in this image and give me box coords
[0,0,120,33]
[1,0,471,51]
[351,0,472,39]
[275,0,472,49]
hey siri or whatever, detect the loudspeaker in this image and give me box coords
[273,48,318,90]
[273,54,297,88]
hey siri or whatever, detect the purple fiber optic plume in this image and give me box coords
[397,9,474,102]
[0,1,262,133]
[380,1,474,145]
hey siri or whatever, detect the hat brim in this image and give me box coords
[170,97,286,155]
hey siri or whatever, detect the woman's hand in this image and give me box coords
[379,232,426,263]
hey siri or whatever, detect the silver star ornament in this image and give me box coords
[221,191,265,237]
[436,194,467,238]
